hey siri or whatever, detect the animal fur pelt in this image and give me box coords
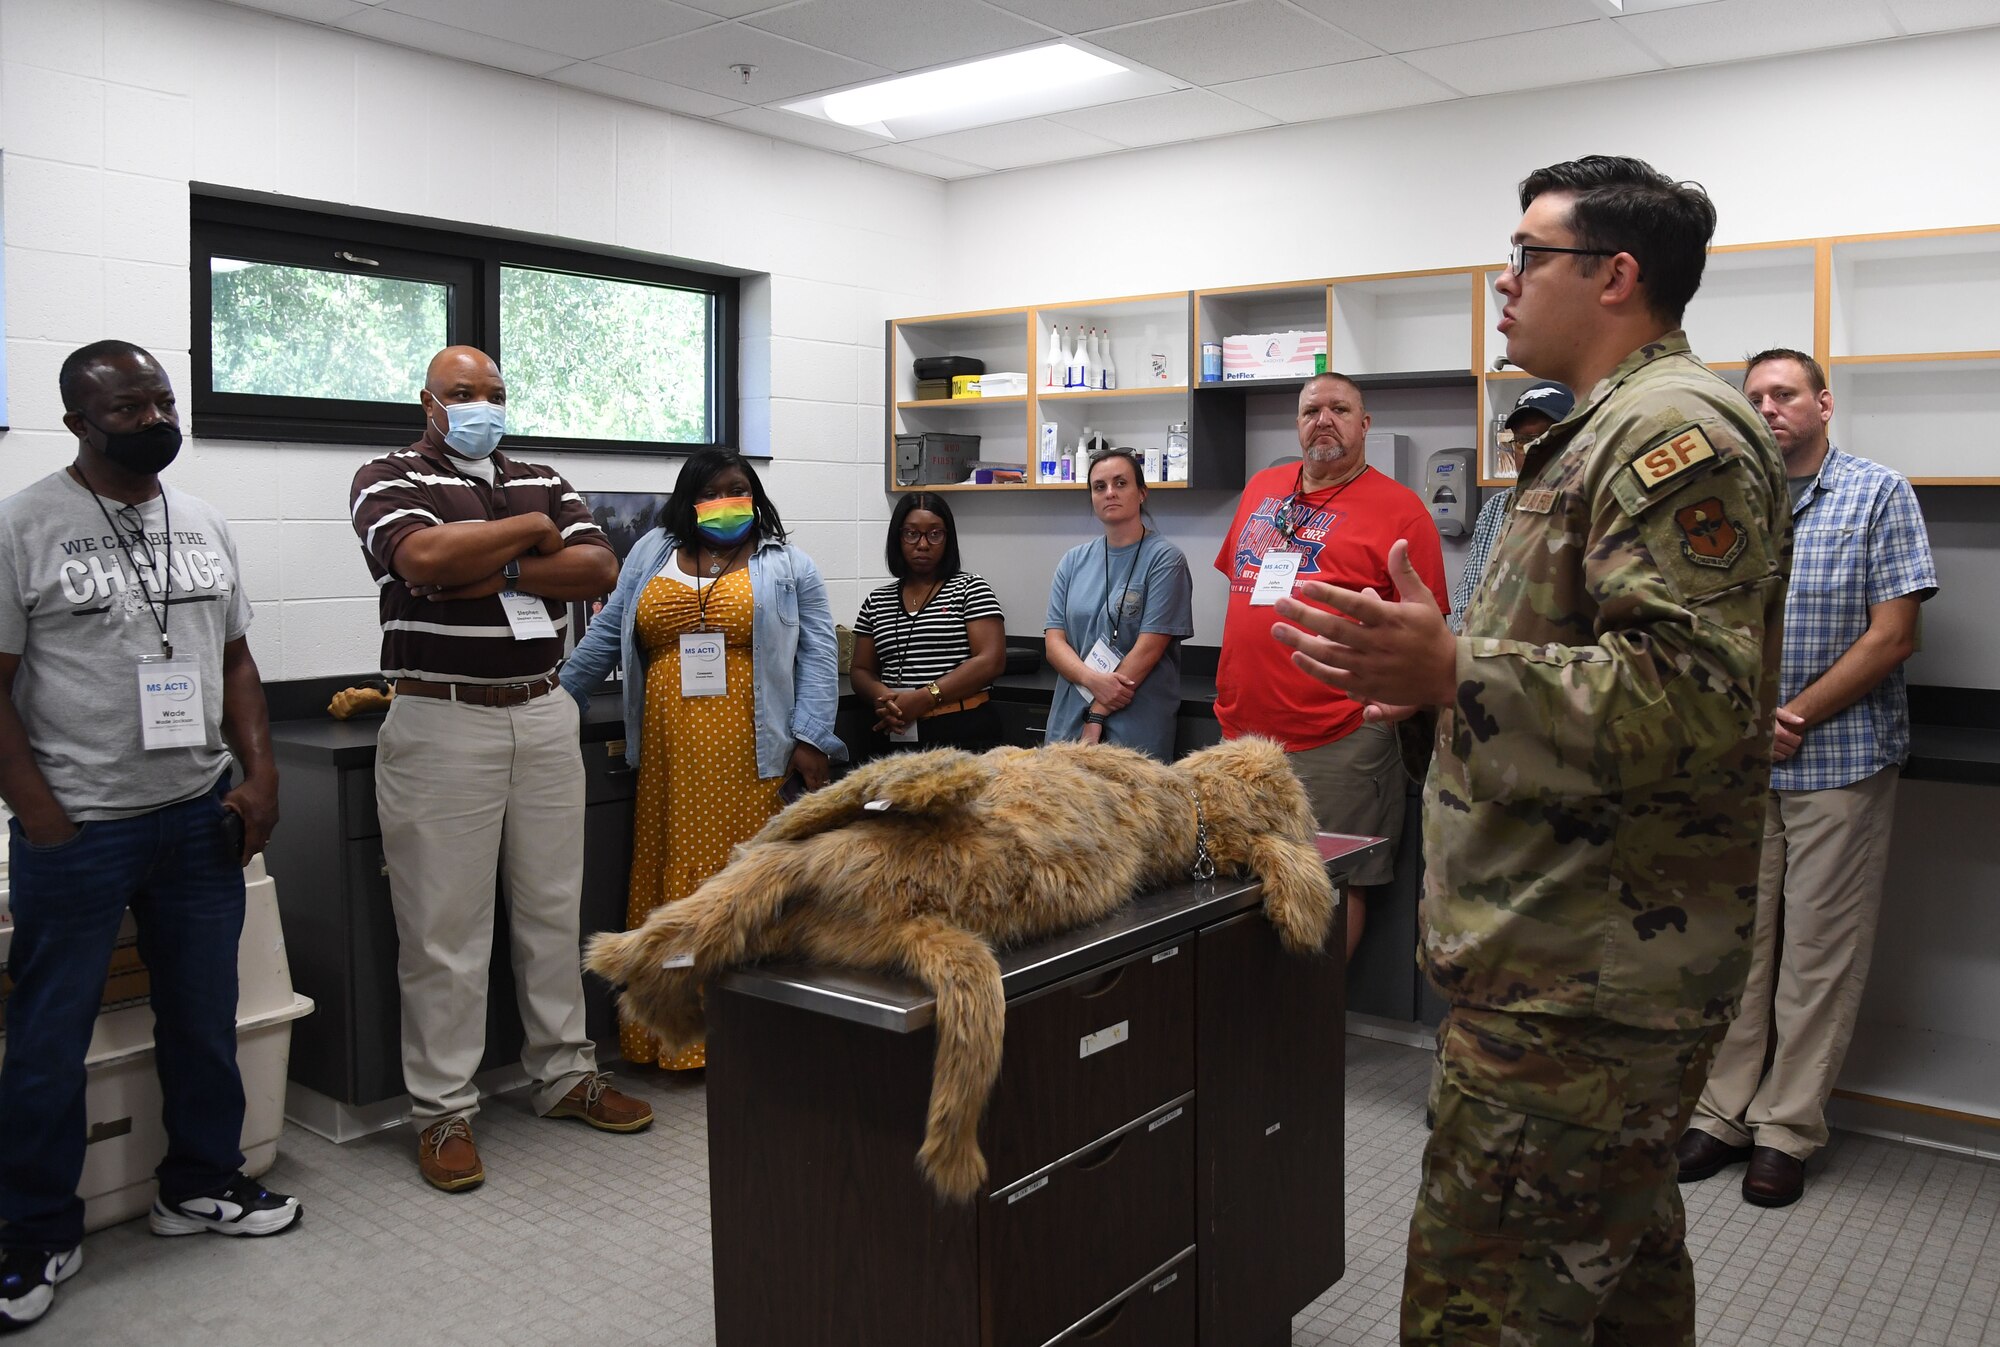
[585,736,1335,1201]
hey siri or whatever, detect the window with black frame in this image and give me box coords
[191,193,739,454]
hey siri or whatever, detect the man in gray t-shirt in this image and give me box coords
[0,342,299,1332]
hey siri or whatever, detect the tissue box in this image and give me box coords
[951,372,1029,398]
[1223,331,1327,381]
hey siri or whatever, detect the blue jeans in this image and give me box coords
[0,779,247,1249]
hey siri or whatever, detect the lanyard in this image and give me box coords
[891,575,949,687]
[687,545,746,632]
[1277,463,1366,544]
[79,468,173,658]
[1101,532,1148,645]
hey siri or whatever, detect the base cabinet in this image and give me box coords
[267,728,637,1106]
[707,894,1345,1346]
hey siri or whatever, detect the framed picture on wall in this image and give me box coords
[569,490,675,676]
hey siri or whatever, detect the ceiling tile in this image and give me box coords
[1086,0,1375,85]
[222,0,369,20]
[677,0,796,16]
[546,60,749,117]
[1614,0,1900,64]
[1883,0,2000,34]
[1286,0,1605,52]
[743,0,1054,72]
[379,0,716,62]
[336,7,576,76]
[902,118,1125,170]
[1213,55,1456,123]
[978,0,1219,35]
[717,103,894,152]
[598,21,892,100]
[852,142,989,179]
[1400,19,1661,96]
[1048,86,1277,147]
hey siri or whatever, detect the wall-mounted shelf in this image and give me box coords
[895,396,1029,410]
[890,225,2000,497]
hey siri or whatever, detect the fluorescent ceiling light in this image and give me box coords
[1590,0,1715,11]
[782,42,1181,140]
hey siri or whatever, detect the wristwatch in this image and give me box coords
[924,680,944,705]
[503,557,522,584]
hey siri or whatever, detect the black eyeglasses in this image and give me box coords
[900,527,947,545]
[1508,241,1619,275]
[113,502,150,543]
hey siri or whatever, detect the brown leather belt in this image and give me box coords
[922,690,991,720]
[394,675,558,709]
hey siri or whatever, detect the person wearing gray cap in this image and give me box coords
[1447,380,1573,632]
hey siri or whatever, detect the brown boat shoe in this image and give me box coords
[547,1072,654,1133]
[418,1116,484,1193]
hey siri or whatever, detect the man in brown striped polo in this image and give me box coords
[349,346,652,1193]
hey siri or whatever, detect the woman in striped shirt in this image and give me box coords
[849,493,1006,758]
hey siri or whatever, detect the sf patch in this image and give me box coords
[1675,497,1746,569]
[1631,424,1717,491]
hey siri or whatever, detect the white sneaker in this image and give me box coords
[149,1175,302,1238]
[0,1244,82,1329]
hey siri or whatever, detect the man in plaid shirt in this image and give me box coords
[1678,348,1938,1208]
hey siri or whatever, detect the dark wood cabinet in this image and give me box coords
[706,852,1373,1347]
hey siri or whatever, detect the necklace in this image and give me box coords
[707,552,726,576]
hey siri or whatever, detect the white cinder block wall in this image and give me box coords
[0,0,942,681]
[935,26,2000,696]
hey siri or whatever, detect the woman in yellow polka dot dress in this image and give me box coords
[561,449,844,1070]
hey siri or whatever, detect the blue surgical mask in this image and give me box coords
[429,394,505,459]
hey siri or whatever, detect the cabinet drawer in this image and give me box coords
[1048,1246,1197,1347]
[982,1097,1195,1347]
[983,936,1194,1190]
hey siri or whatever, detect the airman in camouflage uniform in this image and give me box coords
[1270,156,1789,1345]
[1407,329,1787,1344]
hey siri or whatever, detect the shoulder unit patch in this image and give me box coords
[1674,497,1747,569]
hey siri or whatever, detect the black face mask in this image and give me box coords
[86,417,183,475]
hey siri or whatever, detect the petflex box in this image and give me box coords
[0,854,314,1233]
[1221,330,1328,381]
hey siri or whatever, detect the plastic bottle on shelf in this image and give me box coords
[1077,329,1096,393]
[1099,328,1117,390]
[1080,426,1098,469]
[1045,325,1063,389]
[1166,422,1190,483]
[1065,329,1085,389]
[1059,442,1076,483]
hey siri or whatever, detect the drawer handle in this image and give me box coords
[1072,1297,1129,1340]
[1071,1134,1125,1172]
[1076,966,1125,999]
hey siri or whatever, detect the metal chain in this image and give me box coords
[1190,793,1217,882]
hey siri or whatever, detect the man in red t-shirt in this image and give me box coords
[1213,372,1448,959]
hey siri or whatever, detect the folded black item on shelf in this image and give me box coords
[912,355,985,381]
[1003,645,1042,676]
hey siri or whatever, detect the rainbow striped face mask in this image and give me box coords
[694,496,755,547]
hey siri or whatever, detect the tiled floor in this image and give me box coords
[37,1038,2000,1345]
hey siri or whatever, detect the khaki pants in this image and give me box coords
[1404,1008,1722,1346]
[1692,768,1898,1160]
[1288,720,1404,887]
[375,691,596,1123]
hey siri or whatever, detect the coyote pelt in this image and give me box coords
[585,735,1334,1201]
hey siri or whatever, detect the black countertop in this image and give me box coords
[266,672,2000,786]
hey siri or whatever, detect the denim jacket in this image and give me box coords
[560,530,845,778]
